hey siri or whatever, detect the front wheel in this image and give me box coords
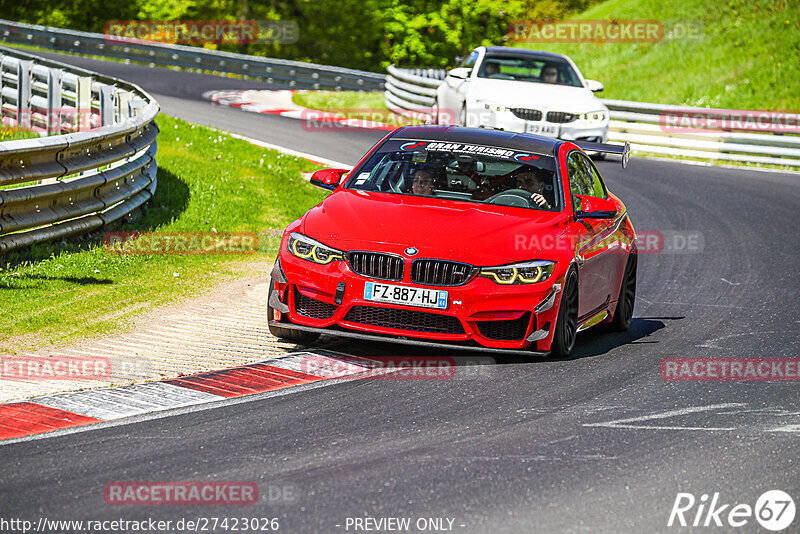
[550,268,578,357]
[609,251,637,331]
[267,280,320,345]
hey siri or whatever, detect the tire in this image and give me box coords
[550,268,579,357]
[610,251,637,332]
[267,280,320,345]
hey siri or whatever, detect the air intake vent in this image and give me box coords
[546,111,577,123]
[348,252,404,281]
[294,288,337,319]
[343,306,464,334]
[411,259,476,286]
[476,312,532,340]
[510,108,543,121]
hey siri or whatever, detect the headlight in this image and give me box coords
[578,110,607,122]
[479,260,555,285]
[476,99,506,113]
[288,232,344,264]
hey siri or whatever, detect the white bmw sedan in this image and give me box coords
[434,46,609,144]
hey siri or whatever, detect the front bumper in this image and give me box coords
[270,250,565,352]
[471,107,609,143]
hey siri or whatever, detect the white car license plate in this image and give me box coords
[364,282,448,310]
[525,123,559,136]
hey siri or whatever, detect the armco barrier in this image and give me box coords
[0,45,159,254]
[385,66,800,167]
[0,19,385,92]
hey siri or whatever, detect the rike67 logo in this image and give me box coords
[668,490,795,531]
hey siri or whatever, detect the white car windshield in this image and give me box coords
[346,144,561,211]
[477,55,583,88]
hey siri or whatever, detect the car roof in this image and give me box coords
[389,125,562,156]
[481,46,568,61]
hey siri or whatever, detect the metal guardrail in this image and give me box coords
[0,45,159,254]
[386,66,800,167]
[0,19,386,92]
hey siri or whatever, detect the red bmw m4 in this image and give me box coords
[268,126,636,357]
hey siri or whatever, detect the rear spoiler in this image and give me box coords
[572,140,631,168]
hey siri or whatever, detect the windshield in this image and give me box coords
[477,55,583,88]
[345,140,560,211]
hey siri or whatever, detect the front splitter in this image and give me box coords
[269,321,549,357]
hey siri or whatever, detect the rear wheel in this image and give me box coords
[550,268,578,357]
[267,280,320,344]
[610,251,637,331]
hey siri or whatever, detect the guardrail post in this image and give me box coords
[98,83,115,127]
[75,75,92,131]
[47,67,63,135]
[116,90,132,121]
[0,55,5,119]
[17,59,33,129]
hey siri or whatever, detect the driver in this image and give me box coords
[540,64,559,84]
[515,172,551,208]
[410,169,436,196]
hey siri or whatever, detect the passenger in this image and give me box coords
[483,61,500,77]
[411,169,436,196]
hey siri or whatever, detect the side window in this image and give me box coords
[567,152,589,210]
[462,51,479,69]
[567,152,606,211]
[582,155,608,198]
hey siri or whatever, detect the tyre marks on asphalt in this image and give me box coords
[0,352,377,442]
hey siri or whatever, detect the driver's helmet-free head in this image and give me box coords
[483,61,500,77]
[515,171,546,194]
[540,63,559,83]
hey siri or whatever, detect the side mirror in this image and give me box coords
[447,67,472,80]
[573,194,617,220]
[585,79,604,93]
[310,168,348,191]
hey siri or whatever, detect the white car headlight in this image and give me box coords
[578,110,607,122]
[288,232,344,264]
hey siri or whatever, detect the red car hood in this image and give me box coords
[300,189,569,265]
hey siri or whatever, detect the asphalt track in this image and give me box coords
[2,51,799,533]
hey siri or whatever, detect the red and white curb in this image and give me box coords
[0,352,377,442]
[205,89,399,132]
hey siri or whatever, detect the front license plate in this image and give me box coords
[364,282,448,310]
[525,123,559,136]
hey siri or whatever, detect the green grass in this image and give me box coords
[292,90,423,126]
[0,126,39,142]
[515,0,800,111]
[0,114,326,354]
